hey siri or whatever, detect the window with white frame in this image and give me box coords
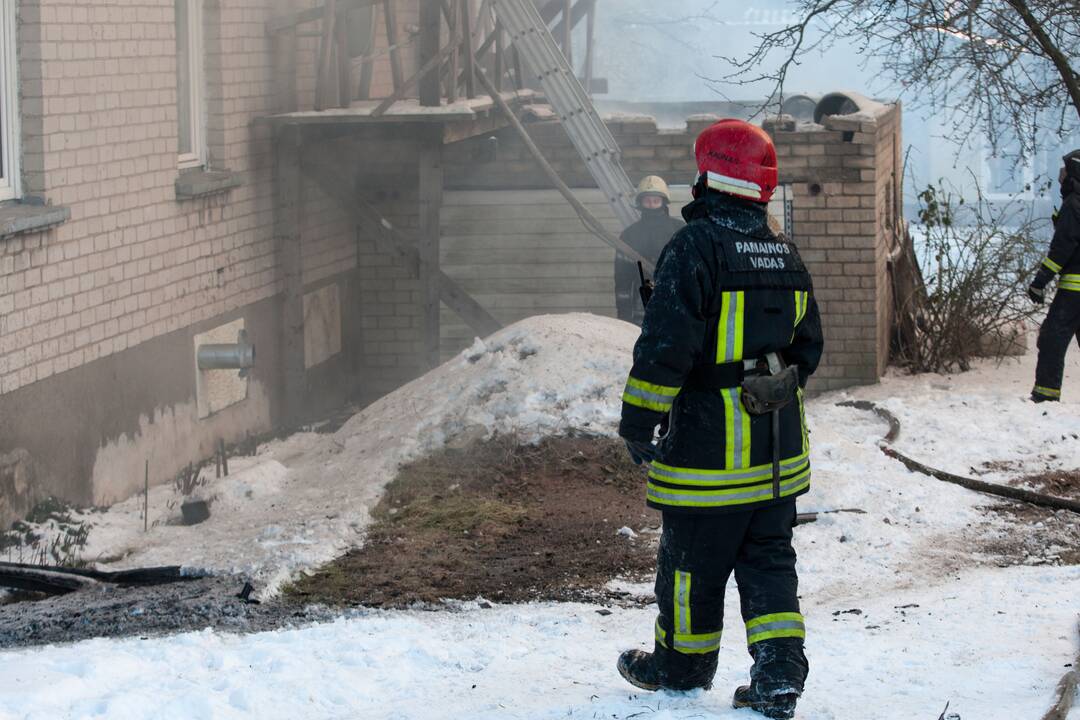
[175,0,205,169]
[0,0,20,201]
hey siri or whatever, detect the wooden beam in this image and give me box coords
[493,19,503,92]
[302,146,502,338]
[460,0,476,98]
[274,126,307,424]
[418,0,442,107]
[266,0,378,34]
[382,0,404,93]
[418,130,444,369]
[371,40,457,117]
[441,108,506,144]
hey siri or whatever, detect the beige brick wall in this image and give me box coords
[0,0,424,399]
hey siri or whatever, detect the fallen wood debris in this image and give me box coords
[0,561,201,596]
[795,508,867,526]
[838,401,1080,515]
[1041,621,1080,720]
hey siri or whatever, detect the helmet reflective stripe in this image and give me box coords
[702,170,763,198]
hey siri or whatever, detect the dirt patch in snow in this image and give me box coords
[285,435,659,608]
[976,468,1080,566]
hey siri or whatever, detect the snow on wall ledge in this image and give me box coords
[65,314,638,595]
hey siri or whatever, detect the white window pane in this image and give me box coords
[176,0,193,157]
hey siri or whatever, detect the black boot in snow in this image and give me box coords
[616,648,714,693]
[1031,391,1060,403]
[732,685,798,719]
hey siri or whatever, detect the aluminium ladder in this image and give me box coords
[491,0,640,230]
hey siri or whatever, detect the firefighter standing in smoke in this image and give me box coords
[616,119,824,720]
[615,176,685,325]
[1029,150,1080,403]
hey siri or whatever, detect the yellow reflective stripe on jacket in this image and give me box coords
[746,612,806,645]
[1033,385,1062,398]
[647,469,811,508]
[1060,274,1080,292]
[791,290,809,341]
[717,291,745,362]
[721,387,752,469]
[649,451,810,487]
[1043,257,1063,273]
[623,376,681,412]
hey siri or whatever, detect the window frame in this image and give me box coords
[0,0,21,201]
[176,0,206,170]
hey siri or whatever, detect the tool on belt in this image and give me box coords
[741,355,800,497]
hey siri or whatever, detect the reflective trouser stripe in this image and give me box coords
[1060,274,1080,291]
[722,387,751,469]
[1034,385,1062,398]
[675,571,691,636]
[1044,257,1063,273]
[654,619,723,654]
[623,377,681,413]
[746,612,806,645]
[717,291,745,363]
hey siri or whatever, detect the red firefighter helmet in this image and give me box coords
[693,119,778,204]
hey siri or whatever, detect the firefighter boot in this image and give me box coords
[617,644,717,692]
[732,684,798,719]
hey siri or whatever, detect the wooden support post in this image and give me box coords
[273,0,298,112]
[315,0,338,110]
[371,40,457,117]
[447,0,460,103]
[418,130,444,369]
[511,45,524,90]
[461,0,476,98]
[382,0,404,93]
[419,0,442,107]
[584,0,596,93]
[335,9,353,107]
[562,0,572,67]
[274,126,307,424]
[357,5,377,99]
[493,19,503,92]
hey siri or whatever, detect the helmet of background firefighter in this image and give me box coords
[692,119,778,204]
[635,175,671,209]
[1063,150,1080,198]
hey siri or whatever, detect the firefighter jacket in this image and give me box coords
[615,208,686,324]
[619,191,824,515]
[1033,191,1080,294]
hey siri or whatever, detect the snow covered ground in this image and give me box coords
[3,313,1079,719]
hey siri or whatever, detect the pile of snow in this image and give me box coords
[23,314,638,594]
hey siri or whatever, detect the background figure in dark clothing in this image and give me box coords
[615,176,685,325]
[1029,150,1080,402]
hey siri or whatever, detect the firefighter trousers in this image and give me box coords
[652,500,809,694]
[1035,290,1080,400]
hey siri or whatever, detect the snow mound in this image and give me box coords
[44,314,639,594]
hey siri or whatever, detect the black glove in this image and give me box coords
[1028,284,1045,305]
[623,438,657,466]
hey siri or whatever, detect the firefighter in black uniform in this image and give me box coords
[616,119,824,720]
[615,176,686,325]
[1029,150,1080,402]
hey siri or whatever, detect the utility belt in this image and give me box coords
[686,353,787,390]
